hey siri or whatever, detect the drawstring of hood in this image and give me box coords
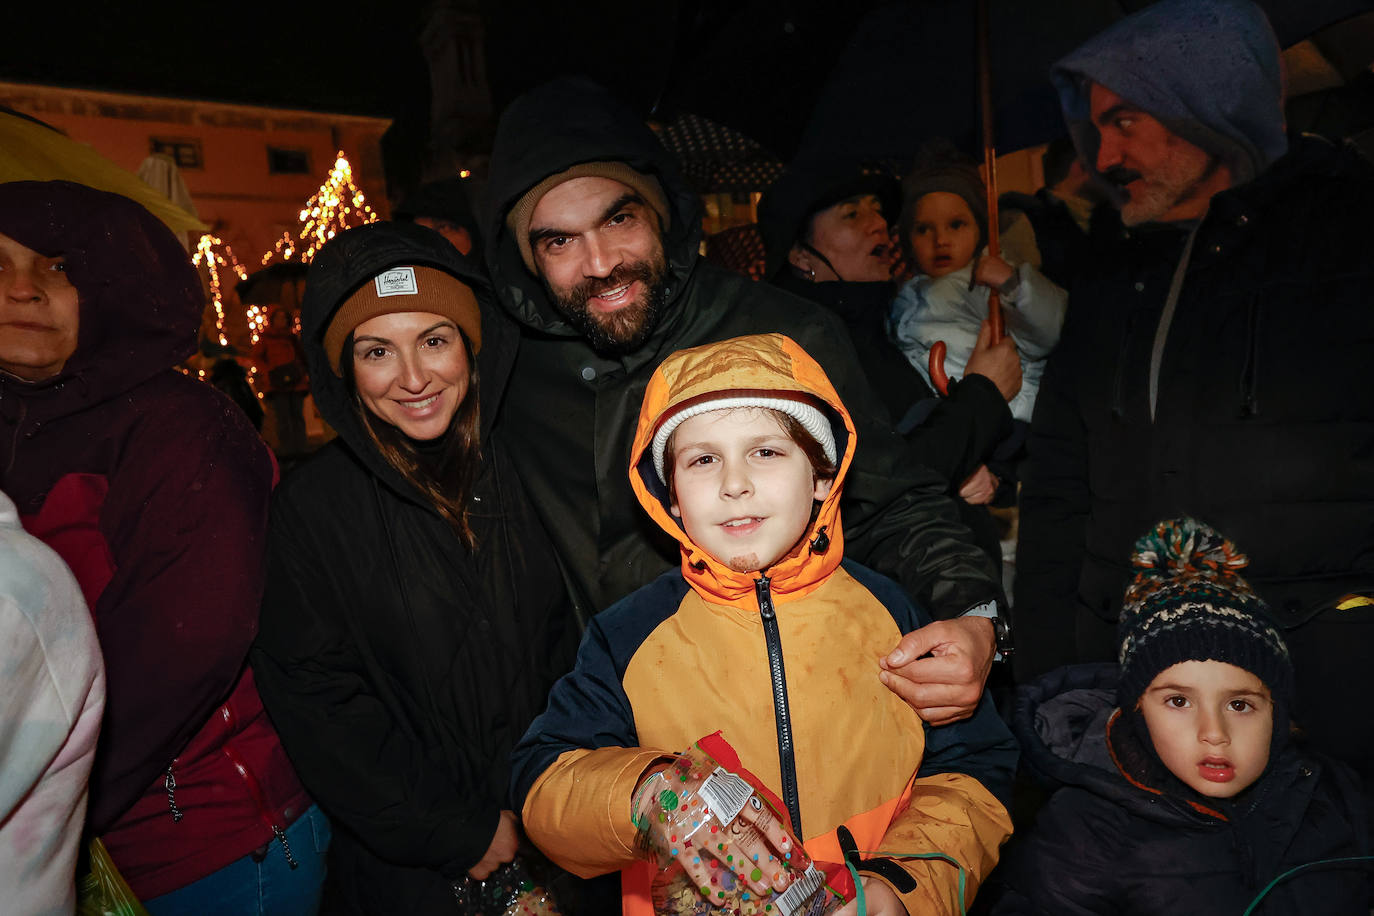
[1148,224,1202,421]
[1238,294,1262,418]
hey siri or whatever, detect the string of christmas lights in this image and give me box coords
[192,233,250,347]
[261,230,297,266]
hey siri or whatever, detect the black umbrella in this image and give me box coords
[652,111,785,193]
[484,0,1373,165]
[798,0,1374,166]
[482,0,889,160]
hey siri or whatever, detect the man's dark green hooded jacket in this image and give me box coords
[484,77,1002,623]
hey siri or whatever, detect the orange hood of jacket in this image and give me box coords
[629,333,857,609]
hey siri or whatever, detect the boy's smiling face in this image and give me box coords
[669,408,832,573]
[1139,660,1273,798]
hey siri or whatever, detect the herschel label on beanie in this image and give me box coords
[325,265,483,374]
[374,267,419,297]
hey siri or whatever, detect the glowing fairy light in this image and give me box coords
[193,233,250,347]
[261,231,297,266]
[245,304,269,346]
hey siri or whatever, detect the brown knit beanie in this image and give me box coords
[505,161,671,273]
[324,265,482,375]
[899,140,989,255]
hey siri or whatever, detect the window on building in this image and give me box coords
[150,138,203,169]
[267,147,311,175]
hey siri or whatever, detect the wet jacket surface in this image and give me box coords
[1014,135,1374,689]
[994,664,1371,915]
[483,78,1003,626]
[512,334,1016,915]
[250,223,579,913]
[0,181,308,898]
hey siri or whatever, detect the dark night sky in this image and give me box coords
[4,1,432,118]
[6,1,438,193]
[6,1,885,164]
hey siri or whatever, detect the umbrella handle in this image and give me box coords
[928,341,951,396]
[930,286,1005,398]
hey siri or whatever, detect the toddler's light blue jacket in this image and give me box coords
[890,258,1067,422]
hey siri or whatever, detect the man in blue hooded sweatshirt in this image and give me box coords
[1014,0,1374,785]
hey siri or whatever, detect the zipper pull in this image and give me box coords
[273,824,299,869]
[754,575,775,619]
[165,762,184,823]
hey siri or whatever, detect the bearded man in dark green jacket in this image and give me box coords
[484,77,1008,724]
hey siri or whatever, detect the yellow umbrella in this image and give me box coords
[0,109,208,235]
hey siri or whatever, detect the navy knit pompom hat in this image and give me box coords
[1117,518,1293,713]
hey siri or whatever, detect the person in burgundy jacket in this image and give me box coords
[0,180,325,915]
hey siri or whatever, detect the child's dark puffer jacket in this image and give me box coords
[994,663,1373,915]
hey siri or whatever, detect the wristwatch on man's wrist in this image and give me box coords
[964,601,1013,660]
[991,613,1014,657]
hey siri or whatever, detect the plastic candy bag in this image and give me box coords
[633,743,844,916]
[450,855,561,916]
[77,838,150,916]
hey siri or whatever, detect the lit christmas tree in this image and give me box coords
[261,150,379,266]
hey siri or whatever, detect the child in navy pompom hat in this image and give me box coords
[993,518,1372,914]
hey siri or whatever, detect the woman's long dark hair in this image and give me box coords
[341,330,482,549]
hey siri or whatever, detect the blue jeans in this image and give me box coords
[144,804,330,916]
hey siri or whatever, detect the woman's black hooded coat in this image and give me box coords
[250,223,578,911]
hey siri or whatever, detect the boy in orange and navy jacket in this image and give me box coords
[510,333,1015,915]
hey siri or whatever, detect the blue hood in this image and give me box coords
[1053,0,1287,189]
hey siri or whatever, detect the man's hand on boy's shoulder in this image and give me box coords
[878,616,995,726]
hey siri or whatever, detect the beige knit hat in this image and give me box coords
[505,161,671,273]
[324,265,482,375]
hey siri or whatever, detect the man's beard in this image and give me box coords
[546,253,670,355]
[1107,148,1220,226]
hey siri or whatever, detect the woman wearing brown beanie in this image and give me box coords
[251,221,580,914]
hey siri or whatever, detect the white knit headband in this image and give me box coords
[651,396,837,483]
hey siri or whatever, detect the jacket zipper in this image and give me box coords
[754,575,803,838]
[218,703,299,869]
